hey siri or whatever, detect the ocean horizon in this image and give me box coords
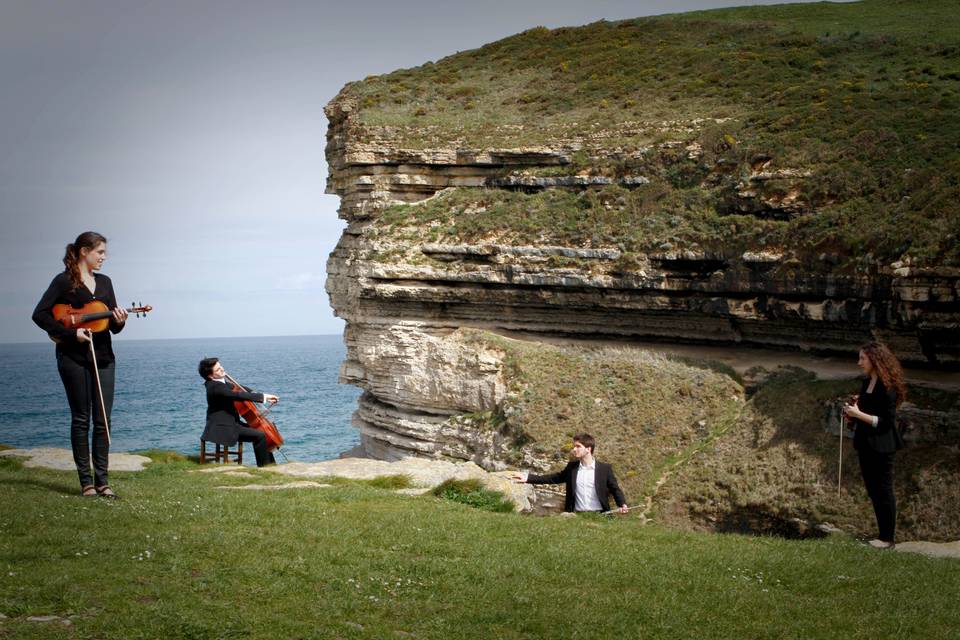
[0,334,361,463]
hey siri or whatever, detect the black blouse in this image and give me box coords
[32,271,124,365]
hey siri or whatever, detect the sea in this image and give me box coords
[0,335,361,463]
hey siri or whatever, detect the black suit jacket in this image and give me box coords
[201,379,264,446]
[527,460,627,512]
[853,377,903,454]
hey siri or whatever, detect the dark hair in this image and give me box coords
[860,342,907,407]
[573,433,595,454]
[63,231,107,290]
[198,357,219,380]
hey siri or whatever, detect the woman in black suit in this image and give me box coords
[32,232,128,498]
[843,341,906,549]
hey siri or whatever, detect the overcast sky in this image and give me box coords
[1,0,829,343]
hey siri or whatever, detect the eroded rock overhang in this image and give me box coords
[323,95,959,461]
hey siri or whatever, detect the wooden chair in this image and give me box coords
[199,439,243,464]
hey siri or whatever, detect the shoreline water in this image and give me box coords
[0,335,360,463]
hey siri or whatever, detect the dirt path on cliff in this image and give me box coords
[494,331,960,391]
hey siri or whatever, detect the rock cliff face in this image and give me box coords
[324,94,957,462]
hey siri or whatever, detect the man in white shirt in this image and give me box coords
[513,433,628,513]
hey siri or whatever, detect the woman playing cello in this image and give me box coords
[32,232,128,498]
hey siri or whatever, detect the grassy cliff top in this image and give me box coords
[337,0,960,267]
[2,451,960,638]
[343,0,958,149]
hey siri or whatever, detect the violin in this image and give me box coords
[52,300,152,339]
[224,372,284,451]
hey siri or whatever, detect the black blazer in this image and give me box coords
[853,377,903,454]
[201,379,264,446]
[527,460,627,512]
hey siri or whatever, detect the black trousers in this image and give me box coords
[236,426,275,467]
[857,447,897,542]
[57,354,114,488]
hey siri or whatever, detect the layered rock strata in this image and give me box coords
[324,96,959,462]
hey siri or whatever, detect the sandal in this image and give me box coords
[95,485,120,500]
[81,485,97,497]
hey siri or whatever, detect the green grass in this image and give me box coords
[658,366,960,541]
[364,474,414,490]
[447,331,959,541]
[431,478,514,513]
[340,0,960,269]
[1,454,958,639]
[459,330,743,499]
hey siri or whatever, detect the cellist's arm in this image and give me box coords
[207,383,264,404]
[207,383,278,405]
[239,383,276,402]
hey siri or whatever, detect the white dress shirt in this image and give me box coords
[574,460,603,512]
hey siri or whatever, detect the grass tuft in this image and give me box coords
[432,478,515,512]
[135,449,191,464]
[365,474,414,490]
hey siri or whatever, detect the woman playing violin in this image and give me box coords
[198,358,279,467]
[32,231,128,498]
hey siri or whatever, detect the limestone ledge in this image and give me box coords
[271,456,536,511]
[0,448,152,471]
[332,323,551,469]
[327,229,960,363]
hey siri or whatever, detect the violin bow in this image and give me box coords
[224,371,278,412]
[602,505,637,516]
[223,371,288,462]
[838,410,845,497]
[86,331,111,446]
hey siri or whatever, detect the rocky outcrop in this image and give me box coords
[323,92,959,463]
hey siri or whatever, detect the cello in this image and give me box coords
[224,371,285,452]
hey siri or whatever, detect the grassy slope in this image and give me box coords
[343,0,959,268]
[457,331,959,541]
[461,330,743,500]
[658,368,960,541]
[2,454,959,640]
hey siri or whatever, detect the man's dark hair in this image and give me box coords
[198,357,219,380]
[573,433,595,453]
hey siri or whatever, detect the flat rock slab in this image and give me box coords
[216,481,332,491]
[274,457,486,484]
[894,540,960,560]
[26,616,71,625]
[273,456,535,510]
[0,448,151,472]
[193,467,256,477]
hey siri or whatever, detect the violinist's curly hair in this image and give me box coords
[63,231,107,290]
[198,357,219,380]
[861,341,907,407]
